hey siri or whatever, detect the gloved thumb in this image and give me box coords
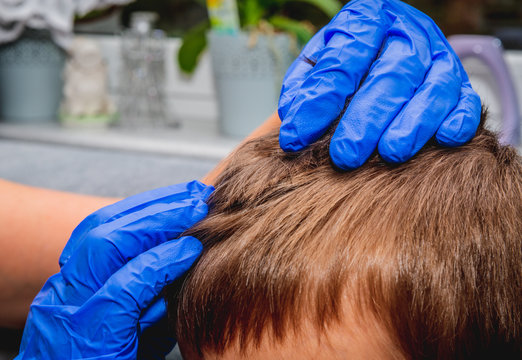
[75,237,202,333]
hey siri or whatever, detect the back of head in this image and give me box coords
[166,112,522,359]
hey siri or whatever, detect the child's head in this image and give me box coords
[166,112,522,359]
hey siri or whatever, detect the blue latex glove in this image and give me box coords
[278,0,481,169]
[16,180,214,360]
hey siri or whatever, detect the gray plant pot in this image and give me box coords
[208,30,296,138]
[0,29,66,123]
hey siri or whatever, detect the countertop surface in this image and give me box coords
[0,138,219,197]
[0,120,234,196]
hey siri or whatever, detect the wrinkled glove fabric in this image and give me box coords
[278,0,481,169]
[16,181,214,360]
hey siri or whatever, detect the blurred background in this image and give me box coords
[118,0,522,38]
[0,0,520,358]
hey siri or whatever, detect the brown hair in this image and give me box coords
[166,112,522,359]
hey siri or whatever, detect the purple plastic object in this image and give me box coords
[449,35,520,146]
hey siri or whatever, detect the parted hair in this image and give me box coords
[166,111,522,359]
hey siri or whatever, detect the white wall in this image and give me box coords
[463,51,522,133]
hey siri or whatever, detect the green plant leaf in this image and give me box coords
[280,0,343,18]
[178,21,210,74]
[268,15,314,44]
[242,0,266,27]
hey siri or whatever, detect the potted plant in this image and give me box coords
[178,0,343,137]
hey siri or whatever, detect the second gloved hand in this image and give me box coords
[16,181,214,360]
[278,0,481,169]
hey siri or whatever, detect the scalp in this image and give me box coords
[167,112,522,359]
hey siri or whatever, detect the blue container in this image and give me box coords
[0,30,66,123]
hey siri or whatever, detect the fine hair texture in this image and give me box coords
[166,111,522,359]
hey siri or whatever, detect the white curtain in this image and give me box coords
[0,0,133,48]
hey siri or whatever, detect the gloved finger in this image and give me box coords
[378,49,462,163]
[16,303,84,360]
[138,297,166,332]
[15,274,69,355]
[279,5,388,152]
[329,22,431,169]
[60,198,208,302]
[436,81,482,146]
[75,237,202,333]
[60,180,213,267]
[278,27,326,120]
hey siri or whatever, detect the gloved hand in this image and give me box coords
[16,180,214,360]
[278,0,481,169]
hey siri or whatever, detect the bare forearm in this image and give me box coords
[0,179,118,328]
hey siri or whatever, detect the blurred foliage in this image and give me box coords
[177,0,343,74]
[177,20,209,75]
[119,0,521,37]
[118,0,521,73]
